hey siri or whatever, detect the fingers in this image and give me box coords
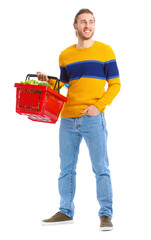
[36,72,49,82]
[81,105,100,115]
[81,107,89,114]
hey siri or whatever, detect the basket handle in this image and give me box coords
[25,74,61,92]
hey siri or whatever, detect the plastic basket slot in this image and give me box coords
[42,109,58,121]
[19,88,41,94]
[17,88,42,112]
[28,114,53,123]
[18,105,39,111]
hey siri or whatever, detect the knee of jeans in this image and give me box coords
[92,163,110,176]
[60,167,76,177]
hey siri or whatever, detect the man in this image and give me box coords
[37,8,121,231]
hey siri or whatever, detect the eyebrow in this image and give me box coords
[81,19,94,22]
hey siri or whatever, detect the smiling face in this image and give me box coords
[73,13,95,40]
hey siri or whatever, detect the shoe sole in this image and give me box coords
[100,226,113,231]
[41,220,74,226]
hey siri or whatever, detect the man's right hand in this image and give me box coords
[37,72,49,82]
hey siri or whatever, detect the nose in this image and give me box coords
[85,22,90,28]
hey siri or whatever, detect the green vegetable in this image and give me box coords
[20,79,52,88]
[38,82,52,88]
[20,79,39,85]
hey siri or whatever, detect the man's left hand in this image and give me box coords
[81,105,100,116]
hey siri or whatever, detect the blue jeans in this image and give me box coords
[58,113,113,219]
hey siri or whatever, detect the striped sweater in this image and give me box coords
[52,41,121,118]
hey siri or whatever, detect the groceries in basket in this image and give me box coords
[20,79,53,88]
[14,74,67,123]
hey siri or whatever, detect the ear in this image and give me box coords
[73,23,77,30]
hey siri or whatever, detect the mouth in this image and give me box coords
[84,29,91,33]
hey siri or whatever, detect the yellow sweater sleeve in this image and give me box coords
[47,77,64,89]
[94,46,121,111]
[47,54,65,89]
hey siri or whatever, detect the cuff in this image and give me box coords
[93,100,107,112]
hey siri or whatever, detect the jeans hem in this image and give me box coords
[59,208,73,219]
[99,213,112,219]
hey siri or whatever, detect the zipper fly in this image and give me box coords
[74,117,82,130]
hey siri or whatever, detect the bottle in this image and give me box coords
[60,83,69,97]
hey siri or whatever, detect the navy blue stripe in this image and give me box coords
[59,66,69,82]
[65,59,116,68]
[104,61,119,79]
[60,59,119,82]
[65,61,106,81]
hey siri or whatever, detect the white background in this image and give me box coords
[1,0,151,239]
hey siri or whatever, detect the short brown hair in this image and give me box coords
[74,8,95,24]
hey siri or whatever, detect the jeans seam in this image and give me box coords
[100,115,112,203]
[69,138,81,210]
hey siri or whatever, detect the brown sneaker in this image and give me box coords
[100,215,113,231]
[41,212,73,226]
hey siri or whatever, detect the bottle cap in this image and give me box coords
[65,83,69,88]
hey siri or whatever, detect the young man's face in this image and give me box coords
[74,13,95,40]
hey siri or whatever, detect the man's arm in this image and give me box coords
[81,45,121,115]
[94,45,121,112]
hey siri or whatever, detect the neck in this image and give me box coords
[76,38,94,49]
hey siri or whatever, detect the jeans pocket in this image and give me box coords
[86,113,100,117]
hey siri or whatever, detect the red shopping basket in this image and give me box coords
[14,74,67,123]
